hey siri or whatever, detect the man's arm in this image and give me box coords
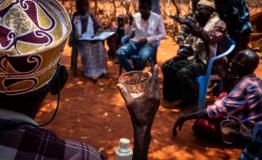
[173,110,208,136]
[190,19,227,58]
[171,15,227,53]
[206,78,248,119]
[117,65,160,160]
[177,18,227,44]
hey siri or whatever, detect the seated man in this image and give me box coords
[162,0,227,105]
[0,1,161,160]
[173,50,261,143]
[116,0,166,72]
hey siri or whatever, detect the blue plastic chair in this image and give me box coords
[196,38,236,111]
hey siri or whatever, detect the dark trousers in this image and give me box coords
[162,58,205,101]
[107,34,120,58]
[71,45,78,75]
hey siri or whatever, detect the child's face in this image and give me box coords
[118,19,125,28]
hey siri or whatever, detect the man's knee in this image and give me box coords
[139,47,154,60]
[139,53,151,61]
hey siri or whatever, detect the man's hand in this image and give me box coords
[138,38,148,47]
[173,115,186,137]
[117,65,160,160]
[117,65,160,127]
[170,15,196,29]
[171,15,205,38]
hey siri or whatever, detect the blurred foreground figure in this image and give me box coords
[0,1,162,160]
[0,0,106,159]
[173,50,262,144]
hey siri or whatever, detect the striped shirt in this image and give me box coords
[0,109,106,160]
[206,74,262,127]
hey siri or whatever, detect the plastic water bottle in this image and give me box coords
[115,138,133,160]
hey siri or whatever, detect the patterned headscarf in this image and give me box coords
[0,0,71,95]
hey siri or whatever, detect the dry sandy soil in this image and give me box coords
[36,35,262,160]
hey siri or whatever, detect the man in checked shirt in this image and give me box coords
[173,49,262,143]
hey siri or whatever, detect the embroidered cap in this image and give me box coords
[0,0,71,95]
[197,0,216,9]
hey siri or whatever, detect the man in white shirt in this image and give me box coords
[116,0,166,71]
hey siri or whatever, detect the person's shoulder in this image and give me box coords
[237,74,260,89]
[133,12,141,19]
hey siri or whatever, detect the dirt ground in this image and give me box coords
[35,35,262,160]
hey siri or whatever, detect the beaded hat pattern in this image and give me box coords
[0,0,71,95]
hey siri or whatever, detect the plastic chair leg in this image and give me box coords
[196,76,208,111]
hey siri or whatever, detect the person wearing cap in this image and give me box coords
[116,0,166,72]
[72,0,108,80]
[161,0,227,106]
[0,1,162,159]
[173,50,262,143]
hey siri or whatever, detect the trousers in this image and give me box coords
[162,58,205,101]
[116,42,156,72]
